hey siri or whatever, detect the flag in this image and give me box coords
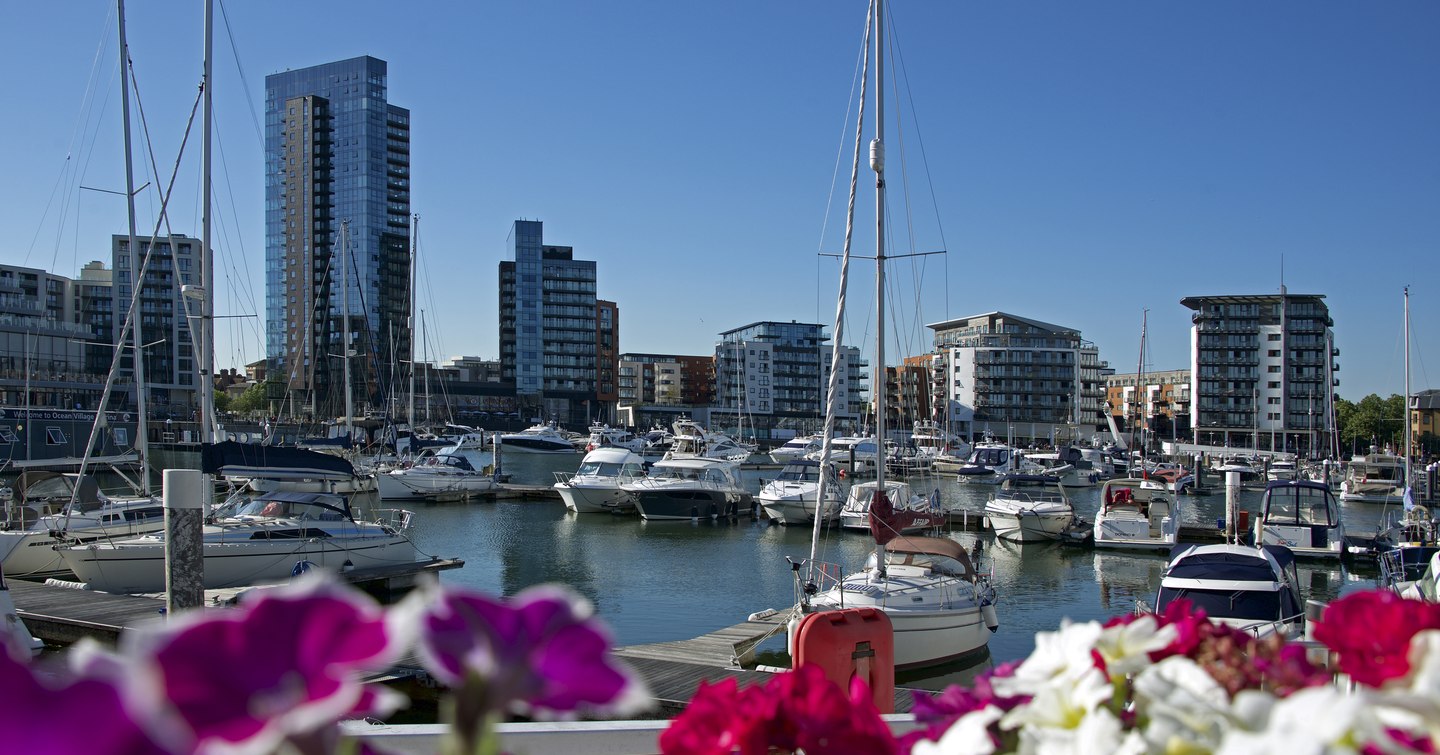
[1404,486,1415,512]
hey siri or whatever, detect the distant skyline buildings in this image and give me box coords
[264,55,412,415]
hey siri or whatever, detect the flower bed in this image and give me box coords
[5,576,1439,754]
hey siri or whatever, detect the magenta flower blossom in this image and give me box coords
[410,583,645,717]
[901,664,1027,751]
[1315,589,1440,688]
[0,644,168,754]
[128,574,405,754]
[661,664,895,755]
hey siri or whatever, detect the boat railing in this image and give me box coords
[373,508,414,532]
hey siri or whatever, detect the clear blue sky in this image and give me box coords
[5,1,1437,401]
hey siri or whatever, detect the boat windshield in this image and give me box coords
[1155,587,1290,622]
[576,461,635,477]
[1264,485,1338,526]
[233,497,349,522]
[778,466,821,482]
[970,448,1009,466]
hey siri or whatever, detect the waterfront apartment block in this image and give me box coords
[1413,389,1440,457]
[498,220,599,427]
[615,353,715,430]
[596,299,619,412]
[712,321,865,439]
[928,312,1098,445]
[891,357,935,431]
[1105,369,1192,446]
[112,234,204,417]
[265,56,411,416]
[1181,292,1337,455]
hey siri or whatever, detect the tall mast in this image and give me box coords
[341,220,354,443]
[198,0,215,445]
[117,0,151,493]
[872,0,887,563]
[408,215,418,430]
[1404,286,1413,496]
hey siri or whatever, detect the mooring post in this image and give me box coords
[165,468,205,613]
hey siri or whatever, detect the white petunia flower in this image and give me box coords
[1014,707,1145,755]
[1002,666,1114,732]
[1133,656,1233,753]
[913,705,1004,755]
[1216,686,1363,755]
[1094,615,1178,678]
[992,619,1104,699]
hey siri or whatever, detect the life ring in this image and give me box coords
[838,469,847,479]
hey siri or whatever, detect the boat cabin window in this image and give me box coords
[235,498,347,522]
[1264,486,1337,526]
[871,550,974,579]
[971,448,1009,466]
[1156,588,1289,622]
[778,466,821,482]
[576,461,636,477]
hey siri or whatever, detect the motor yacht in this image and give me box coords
[1252,479,1345,559]
[983,478,1078,543]
[377,450,498,501]
[583,423,646,454]
[554,447,647,514]
[623,457,751,521]
[1151,543,1304,638]
[756,459,842,525]
[665,419,755,463]
[1339,450,1406,504]
[1091,477,1180,551]
[768,435,823,465]
[497,422,580,454]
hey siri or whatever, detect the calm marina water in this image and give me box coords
[409,452,1386,691]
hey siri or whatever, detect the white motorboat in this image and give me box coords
[1151,543,1305,638]
[768,435,823,465]
[756,459,843,525]
[623,457,752,521]
[909,420,970,463]
[378,450,498,500]
[807,435,881,478]
[497,422,580,454]
[800,536,998,670]
[1092,477,1180,551]
[838,480,942,534]
[583,423,646,454]
[1266,458,1299,483]
[1252,479,1345,559]
[554,447,647,514]
[0,472,166,579]
[1023,447,1104,487]
[1339,450,1406,504]
[665,419,755,462]
[983,478,1078,543]
[953,441,1034,483]
[59,490,420,594]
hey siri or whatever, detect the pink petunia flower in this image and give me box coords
[662,664,895,755]
[0,642,171,755]
[1314,590,1440,688]
[126,574,406,754]
[408,583,646,718]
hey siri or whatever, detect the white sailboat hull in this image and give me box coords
[984,498,1075,542]
[60,533,417,594]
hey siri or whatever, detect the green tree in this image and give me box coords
[1337,393,1406,456]
[230,382,269,416]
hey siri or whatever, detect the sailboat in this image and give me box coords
[1376,287,1438,592]
[58,0,426,594]
[783,0,998,671]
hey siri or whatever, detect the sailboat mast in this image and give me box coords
[408,215,418,430]
[872,0,888,562]
[198,0,215,445]
[341,220,354,443]
[117,0,151,493]
[1405,286,1412,492]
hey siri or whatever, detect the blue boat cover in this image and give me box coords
[201,441,356,481]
